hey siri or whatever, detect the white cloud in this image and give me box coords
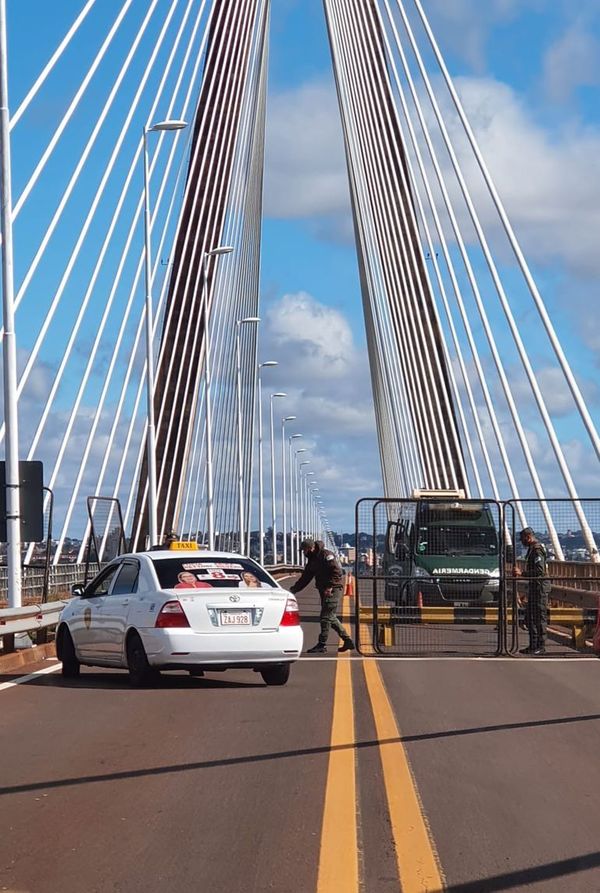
[505,364,600,418]
[543,24,600,101]
[266,291,354,379]
[259,291,381,525]
[425,0,546,71]
[441,76,600,276]
[264,81,350,220]
[265,74,600,276]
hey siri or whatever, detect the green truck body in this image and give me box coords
[383,494,500,606]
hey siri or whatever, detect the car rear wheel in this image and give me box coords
[57,626,80,679]
[260,664,291,686]
[126,633,158,688]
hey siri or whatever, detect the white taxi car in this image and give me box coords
[55,544,303,686]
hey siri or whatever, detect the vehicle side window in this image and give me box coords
[85,565,120,598]
[111,562,140,596]
[387,522,398,555]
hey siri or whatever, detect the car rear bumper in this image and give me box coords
[139,627,304,667]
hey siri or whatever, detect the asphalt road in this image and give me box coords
[1,579,600,892]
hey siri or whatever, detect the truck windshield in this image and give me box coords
[416,526,498,557]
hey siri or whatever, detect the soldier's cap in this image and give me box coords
[519,527,535,538]
[300,538,315,550]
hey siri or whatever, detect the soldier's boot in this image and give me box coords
[338,638,355,653]
[307,642,327,654]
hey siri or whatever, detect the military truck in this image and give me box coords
[383,490,500,606]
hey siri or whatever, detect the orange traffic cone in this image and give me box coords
[343,573,354,597]
[417,591,423,609]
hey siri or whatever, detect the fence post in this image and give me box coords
[593,596,600,655]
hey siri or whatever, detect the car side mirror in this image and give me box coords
[71,583,85,598]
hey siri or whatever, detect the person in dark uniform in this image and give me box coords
[148,531,179,551]
[516,527,551,655]
[290,538,355,654]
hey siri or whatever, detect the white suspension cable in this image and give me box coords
[412,0,600,465]
[11,0,98,130]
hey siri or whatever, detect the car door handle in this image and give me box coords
[120,600,129,606]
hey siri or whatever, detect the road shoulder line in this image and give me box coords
[0,660,61,692]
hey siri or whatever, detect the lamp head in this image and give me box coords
[206,246,234,257]
[283,415,296,422]
[259,360,278,369]
[271,392,287,398]
[148,119,188,132]
[239,316,260,324]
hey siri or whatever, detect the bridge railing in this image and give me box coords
[0,564,97,608]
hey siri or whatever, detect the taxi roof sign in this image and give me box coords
[169,541,199,551]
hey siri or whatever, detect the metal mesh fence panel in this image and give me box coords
[505,500,600,657]
[355,497,503,655]
[86,497,127,567]
[0,487,54,603]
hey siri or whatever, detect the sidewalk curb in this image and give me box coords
[0,642,56,672]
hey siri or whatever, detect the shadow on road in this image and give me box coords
[447,850,600,892]
[2,712,600,798]
[1,671,265,691]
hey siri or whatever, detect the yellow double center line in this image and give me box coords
[317,599,445,892]
[317,598,358,892]
[364,660,445,892]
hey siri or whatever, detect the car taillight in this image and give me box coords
[280,598,300,626]
[155,601,190,628]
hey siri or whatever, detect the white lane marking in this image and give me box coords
[300,655,598,662]
[0,660,61,692]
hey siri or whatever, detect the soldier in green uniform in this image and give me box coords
[290,538,355,654]
[516,527,551,655]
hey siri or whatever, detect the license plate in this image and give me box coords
[454,601,469,608]
[220,611,251,625]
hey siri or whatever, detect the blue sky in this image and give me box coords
[3,0,600,541]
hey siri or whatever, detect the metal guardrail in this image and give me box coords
[0,600,70,654]
[269,565,302,579]
[0,601,68,635]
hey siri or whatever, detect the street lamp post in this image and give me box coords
[303,471,316,544]
[294,449,308,564]
[310,487,320,540]
[288,434,303,564]
[257,361,278,564]
[202,245,234,549]
[281,416,296,564]
[298,461,311,553]
[269,392,287,563]
[0,1,20,607]
[235,317,260,554]
[143,118,187,547]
